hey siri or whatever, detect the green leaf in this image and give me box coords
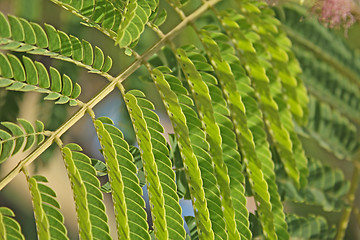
[0,207,25,240]
[0,53,13,78]
[115,0,155,48]
[286,214,336,239]
[44,24,60,52]
[82,40,93,66]
[278,158,349,211]
[101,56,112,73]
[152,9,167,27]
[49,67,62,92]
[124,92,171,239]
[93,119,131,239]
[220,9,300,189]
[19,17,36,45]
[61,145,112,240]
[31,22,48,48]
[151,68,215,239]
[95,119,151,240]
[61,147,92,239]
[70,35,82,61]
[61,74,73,96]
[27,175,70,240]
[0,119,46,163]
[0,12,10,38]
[35,61,50,88]
[58,31,72,57]
[17,119,35,151]
[22,56,38,85]
[93,46,104,70]
[7,53,25,82]
[8,15,24,42]
[177,46,242,239]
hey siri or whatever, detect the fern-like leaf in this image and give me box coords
[124,90,185,239]
[180,40,253,239]
[115,0,157,48]
[286,214,336,239]
[0,12,112,75]
[0,53,81,106]
[61,144,111,240]
[220,6,301,188]
[26,174,69,240]
[306,96,359,159]
[228,52,290,240]
[0,119,46,163]
[195,27,282,238]
[51,0,157,49]
[277,157,350,211]
[151,68,216,239]
[95,117,151,239]
[0,207,25,239]
[177,44,247,239]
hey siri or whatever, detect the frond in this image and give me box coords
[277,157,349,212]
[176,45,241,239]
[150,68,217,239]
[286,214,336,239]
[61,144,111,240]
[184,39,252,239]
[50,0,158,49]
[202,13,291,240]
[293,45,360,123]
[115,0,157,48]
[26,174,69,240]
[94,117,151,239]
[219,5,301,188]
[306,96,359,159]
[0,119,45,163]
[0,12,112,76]
[0,207,25,239]
[278,4,360,89]
[0,53,81,106]
[124,90,185,239]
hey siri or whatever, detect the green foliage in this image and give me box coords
[0,0,359,239]
[26,174,69,240]
[0,119,45,163]
[0,207,25,239]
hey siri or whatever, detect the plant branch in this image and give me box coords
[0,0,221,191]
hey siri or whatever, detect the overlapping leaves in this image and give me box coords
[0,207,25,239]
[52,0,158,49]
[94,117,151,239]
[0,119,45,163]
[150,66,216,239]
[0,12,112,75]
[61,143,111,240]
[26,175,69,240]
[286,214,336,239]
[124,90,185,239]
[0,53,81,106]
[306,96,359,159]
[277,157,350,212]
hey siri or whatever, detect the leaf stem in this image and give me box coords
[0,0,221,191]
[336,165,360,240]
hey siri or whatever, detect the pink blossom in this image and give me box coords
[313,0,356,30]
